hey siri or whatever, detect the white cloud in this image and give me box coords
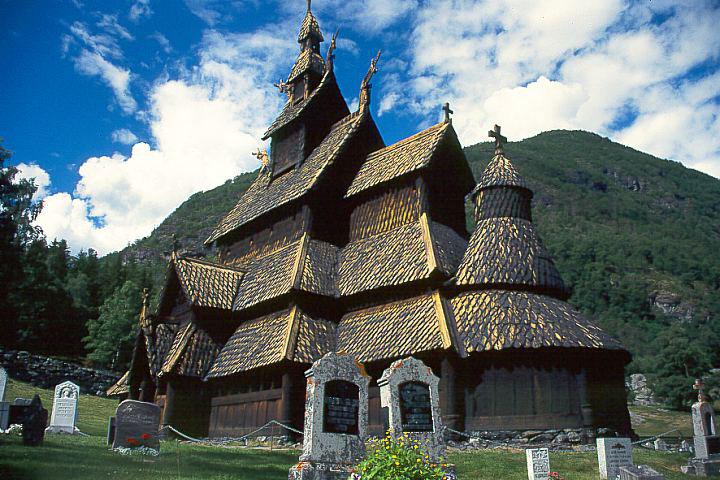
[391,0,720,177]
[65,21,138,114]
[111,128,139,145]
[184,0,224,25]
[74,50,137,114]
[97,14,134,41]
[15,163,51,200]
[150,32,172,53]
[38,25,296,254]
[129,0,153,22]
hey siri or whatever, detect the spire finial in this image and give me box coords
[359,50,382,108]
[488,124,507,155]
[307,0,312,12]
[327,28,339,67]
[171,233,179,256]
[443,102,454,123]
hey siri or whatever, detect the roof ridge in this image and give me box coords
[366,122,447,159]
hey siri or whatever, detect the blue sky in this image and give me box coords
[2,0,719,254]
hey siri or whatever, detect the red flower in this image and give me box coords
[140,433,151,440]
[127,438,140,446]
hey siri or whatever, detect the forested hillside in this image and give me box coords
[3,130,719,407]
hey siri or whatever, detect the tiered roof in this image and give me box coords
[206,307,335,377]
[160,323,221,378]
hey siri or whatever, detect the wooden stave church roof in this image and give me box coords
[131,6,631,381]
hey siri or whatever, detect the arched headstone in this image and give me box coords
[46,381,79,434]
[289,352,370,480]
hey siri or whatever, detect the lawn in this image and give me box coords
[0,379,699,479]
[629,404,694,438]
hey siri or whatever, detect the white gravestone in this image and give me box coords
[526,448,550,480]
[597,437,633,479]
[0,367,7,402]
[46,381,79,434]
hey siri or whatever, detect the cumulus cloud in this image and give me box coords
[39,25,296,254]
[111,128,139,145]
[15,163,51,200]
[389,0,720,177]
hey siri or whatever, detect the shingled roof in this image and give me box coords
[287,48,325,83]
[207,108,365,244]
[346,122,450,197]
[233,235,339,311]
[106,371,129,397]
[146,323,179,377]
[337,293,454,363]
[454,217,566,294]
[450,290,625,353]
[338,215,466,296]
[172,256,245,310]
[297,6,323,42]
[475,152,531,191]
[160,323,221,378]
[206,307,335,377]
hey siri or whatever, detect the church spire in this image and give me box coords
[285,1,326,99]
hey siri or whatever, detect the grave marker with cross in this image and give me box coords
[488,124,507,154]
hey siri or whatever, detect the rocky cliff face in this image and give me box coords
[650,290,695,322]
[627,373,656,406]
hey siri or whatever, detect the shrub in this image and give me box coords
[352,433,448,480]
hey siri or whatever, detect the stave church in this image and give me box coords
[111,2,632,438]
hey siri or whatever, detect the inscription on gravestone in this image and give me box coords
[47,381,79,434]
[399,382,433,432]
[112,400,161,451]
[526,448,550,480]
[597,437,633,479]
[322,380,359,435]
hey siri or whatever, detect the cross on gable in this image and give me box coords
[488,124,507,153]
[442,102,453,123]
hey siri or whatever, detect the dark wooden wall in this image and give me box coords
[271,126,306,176]
[219,207,310,267]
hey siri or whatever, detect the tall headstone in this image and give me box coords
[684,379,720,476]
[378,357,445,462]
[289,352,370,480]
[526,448,551,480]
[112,400,161,452]
[10,395,48,446]
[597,437,633,479]
[0,367,7,402]
[46,381,79,434]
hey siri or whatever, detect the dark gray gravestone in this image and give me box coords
[112,400,160,451]
[9,395,48,446]
[107,416,116,446]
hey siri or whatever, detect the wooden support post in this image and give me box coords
[440,357,461,431]
[578,368,593,428]
[163,380,176,428]
[280,373,293,425]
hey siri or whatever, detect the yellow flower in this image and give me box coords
[395,462,399,466]
[413,445,419,449]
[416,458,421,463]
[392,455,397,459]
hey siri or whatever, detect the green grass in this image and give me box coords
[629,405,694,438]
[5,378,118,436]
[0,380,698,479]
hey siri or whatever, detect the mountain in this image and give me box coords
[111,129,720,374]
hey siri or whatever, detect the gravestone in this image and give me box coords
[112,400,161,452]
[10,395,48,446]
[619,465,664,480]
[46,381,79,434]
[0,366,7,401]
[597,437,633,479]
[526,447,550,480]
[107,416,116,446]
[685,379,720,476]
[681,440,693,453]
[654,438,668,451]
[289,352,370,480]
[0,401,10,431]
[378,357,445,462]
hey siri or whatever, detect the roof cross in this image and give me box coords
[488,124,507,154]
[442,102,453,123]
[694,378,708,403]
